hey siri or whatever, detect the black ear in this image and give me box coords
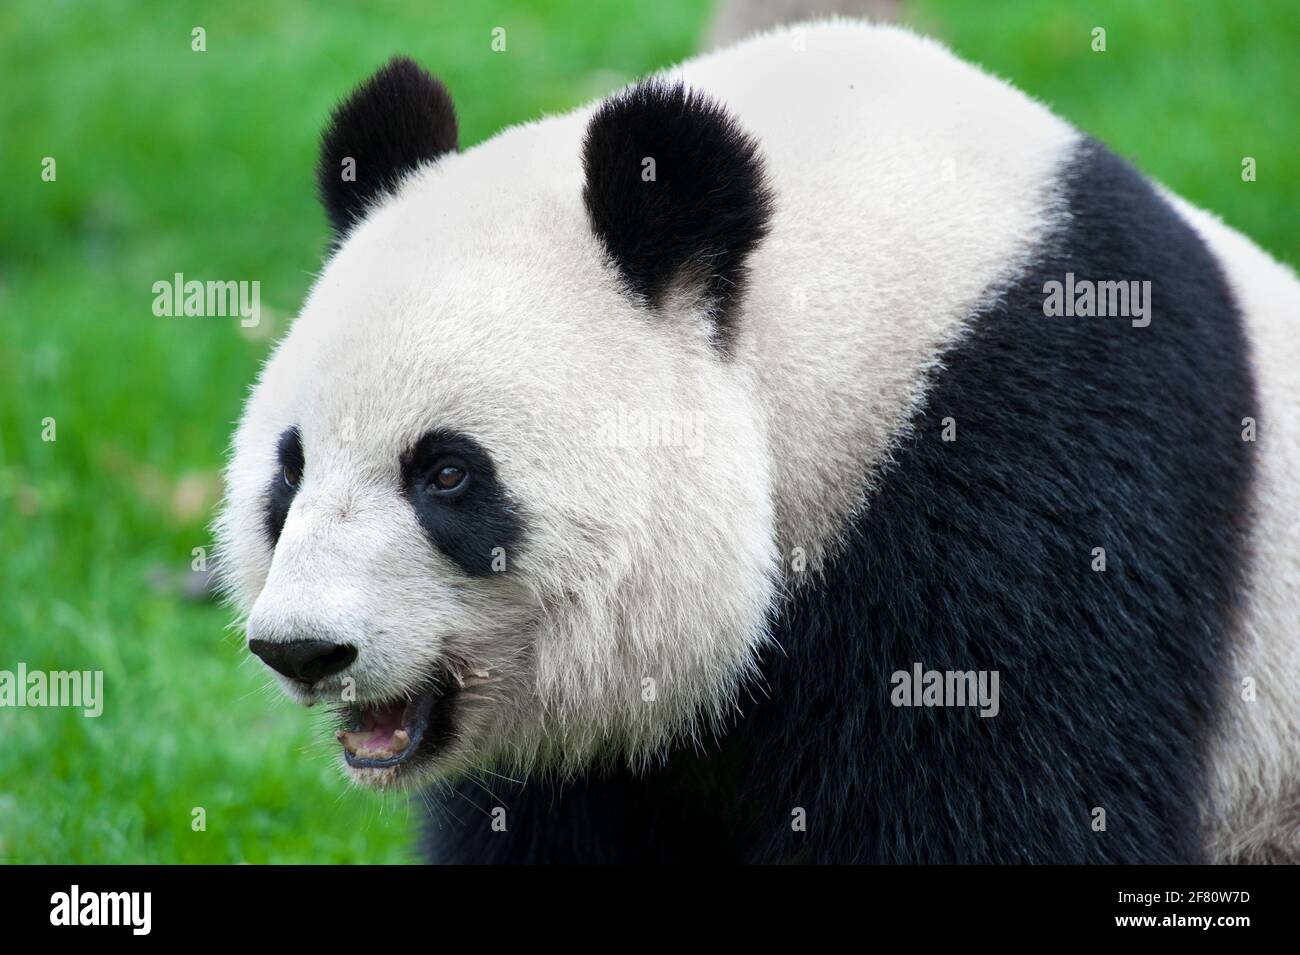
[317,56,459,238]
[581,80,773,351]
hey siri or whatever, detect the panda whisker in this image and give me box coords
[462,771,506,811]
[475,766,525,787]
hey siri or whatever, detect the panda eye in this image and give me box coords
[283,463,301,489]
[429,460,468,494]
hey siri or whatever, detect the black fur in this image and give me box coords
[400,430,524,577]
[263,426,303,547]
[424,750,748,864]
[423,140,1256,863]
[581,80,773,352]
[317,56,458,239]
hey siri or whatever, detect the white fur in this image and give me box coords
[1163,195,1300,863]
[665,23,1078,566]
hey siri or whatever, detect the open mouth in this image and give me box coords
[336,675,458,771]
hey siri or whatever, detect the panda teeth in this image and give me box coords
[336,732,402,759]
[335,670,460,772]
[335,728,402,759]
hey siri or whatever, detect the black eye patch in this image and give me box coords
[264,426,304,547]
[400,430,524,577]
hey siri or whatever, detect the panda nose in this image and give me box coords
[248,639,358,683]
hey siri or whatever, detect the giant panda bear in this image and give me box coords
[217,21,1300,864]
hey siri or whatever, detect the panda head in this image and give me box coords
[217,57,779,788]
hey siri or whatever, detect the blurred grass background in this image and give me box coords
[0,0,1294,863]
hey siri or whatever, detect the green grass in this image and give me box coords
[1,1,1294,863]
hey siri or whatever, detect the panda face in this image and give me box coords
[217,62,781,788]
